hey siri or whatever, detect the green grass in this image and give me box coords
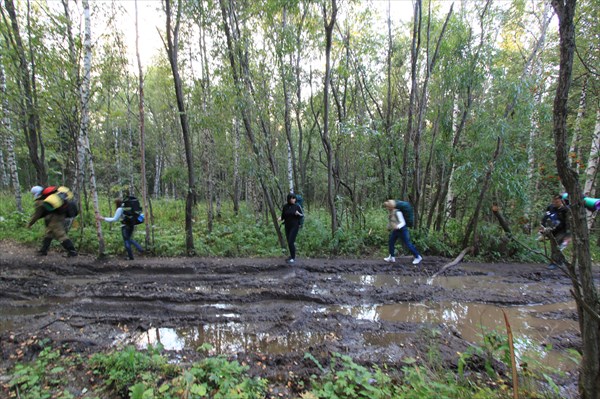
[5,334,572,399]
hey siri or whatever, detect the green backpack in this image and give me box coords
[394,200,414,227]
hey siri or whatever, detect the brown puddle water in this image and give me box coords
[133,272,577,371]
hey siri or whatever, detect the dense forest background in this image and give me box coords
[0,0,599,258]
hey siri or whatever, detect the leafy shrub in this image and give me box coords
[305,352,400,399]
[90,345,171,396]
[8,342,79,399]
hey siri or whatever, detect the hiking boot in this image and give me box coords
[37,237,52,256]
[412,256,423,265]
[287,258,295,264]
[384,255,395,263]
[547,263,557,270]
[61,239,78,257]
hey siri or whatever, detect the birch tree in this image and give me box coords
[135,0,150,248]
[218,0,285,248]
[163,0,196,254]
[0,59,21,211]
[583,109,600,228]
[78,0,105,254]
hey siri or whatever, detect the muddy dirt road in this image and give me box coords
[0,240,588,397]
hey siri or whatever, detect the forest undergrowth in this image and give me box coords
[0,193,581,263]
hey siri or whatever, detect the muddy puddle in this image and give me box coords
[127,298,578,371]
[0,241,588,397]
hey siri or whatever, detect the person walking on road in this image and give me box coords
[98,198,144,260]
[383,199,422,265]
[539,194,570,270]
[27,186,77,257]
[280,193,304,264]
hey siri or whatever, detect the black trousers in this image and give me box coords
[285,224,300,260]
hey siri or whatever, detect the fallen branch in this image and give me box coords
[427,247,473,283]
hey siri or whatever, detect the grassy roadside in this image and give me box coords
[2,333,575,399]
[0,192,551,262]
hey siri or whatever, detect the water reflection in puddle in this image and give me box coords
[134,323,331,355]
[329,301,577,343]
[342,274,569,296]
[331,301,578,371]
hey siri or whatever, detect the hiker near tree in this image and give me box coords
[27,186,78,257]
[539,194,570,270]
[383,199,422,265]
[97,197,144,260]
[279,193,303,264]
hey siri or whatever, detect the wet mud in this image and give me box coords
[0,240,588,397]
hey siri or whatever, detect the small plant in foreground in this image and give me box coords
[7,342,79,399]
[89,343,267,399]
[305,352,399,398]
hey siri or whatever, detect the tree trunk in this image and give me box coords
[80,0,105,255]
[233,118,240,215]
[280,8,296,194]
[135,0,150,249]
[412,2,453,226]
[164,0,196,255]
[569,74,587,166]
[322,0,338,236]
[218,0,285,248]
[402,0,421,199]
[3,0,46,185]
[552,1,600,398]
[60,0,81,189]
[1,61,22,212]
[294,5,308,195]
[462,137,502,251]
[583,110,600,229]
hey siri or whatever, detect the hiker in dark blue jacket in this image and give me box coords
[280,193,303,264]
[98,198,144,260]
[539,194,570,269]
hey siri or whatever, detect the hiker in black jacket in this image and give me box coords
[280,193,303,264]
[539,194,570,270]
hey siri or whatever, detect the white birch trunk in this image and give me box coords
[584,109,600,229]
[79,0,105,253]
[135,0,150,246]
[446,96,459,218]
[114,127,121,189]
[233,118,240,214]
[2,60,22,211]
[287,142,294,193]
[569,75,587,166]
[525,61,545,225]
[153,142,162,197]
[1,57,22,211]
[0,143,7,188]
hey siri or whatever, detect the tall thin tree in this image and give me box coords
[162,0,196,254]
[135,0,150,248]
[552,1,600,397]
[322,0,338,236]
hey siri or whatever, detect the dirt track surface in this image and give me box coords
[0,240,587,397]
